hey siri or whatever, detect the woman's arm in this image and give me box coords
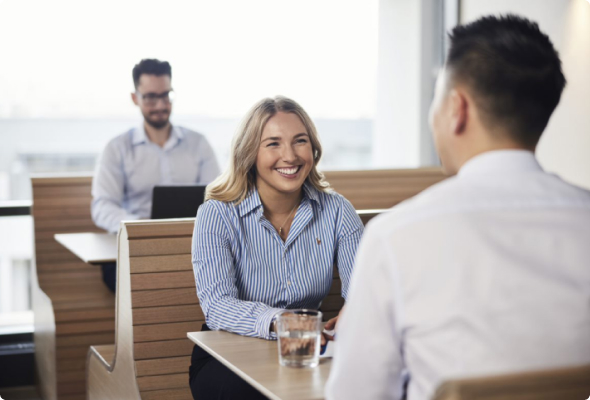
[334,197,365,300]
[192,202,282,339]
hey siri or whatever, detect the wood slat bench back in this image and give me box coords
[31,175,115,400]
[324,167,445,210]
[432,363,590,400]
[126,220,200,399]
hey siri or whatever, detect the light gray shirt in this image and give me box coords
[91,125,220,233]
[326,150,590,400]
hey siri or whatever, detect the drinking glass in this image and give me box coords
[276,309,322,368]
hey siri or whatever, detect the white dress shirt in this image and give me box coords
[91,125,220,233]
[325,150,590,400]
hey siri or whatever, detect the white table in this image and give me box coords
[54,232,117,264]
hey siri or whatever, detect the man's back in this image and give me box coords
[326,151,590,400]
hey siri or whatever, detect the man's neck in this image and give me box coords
[144,122,172,148]
[456,140,533,174]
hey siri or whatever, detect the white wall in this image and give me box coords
[462,0,590,189]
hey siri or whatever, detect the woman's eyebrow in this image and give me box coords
[261,136,282,143]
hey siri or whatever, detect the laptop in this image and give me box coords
[150,185,207,219]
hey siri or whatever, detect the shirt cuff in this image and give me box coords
[256,307,283,340]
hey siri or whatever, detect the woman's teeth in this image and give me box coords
[276,166,300,175]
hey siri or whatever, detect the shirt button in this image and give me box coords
[287,280,291,285]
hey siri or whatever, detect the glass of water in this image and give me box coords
[277,309,322,368]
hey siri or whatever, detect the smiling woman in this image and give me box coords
[189,96,365,399]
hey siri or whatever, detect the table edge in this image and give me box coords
[187,331,283,400]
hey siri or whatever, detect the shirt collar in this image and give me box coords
[458,150,543,178]
[237,181,322,217]
[131,124,184,149]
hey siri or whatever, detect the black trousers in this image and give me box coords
[189,324,267,400]
[101,262,116,293]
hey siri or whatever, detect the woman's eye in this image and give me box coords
[266,142,279,147]
[296,138,308,144]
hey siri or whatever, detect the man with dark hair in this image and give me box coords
[92,59,220,292]
[326,15,590,400]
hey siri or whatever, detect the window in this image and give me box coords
[0,0,451,327]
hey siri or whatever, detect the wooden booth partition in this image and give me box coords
[432,363,590,400]
[87,219,200,400]
[31,175,115,400]
[324,167,446,210]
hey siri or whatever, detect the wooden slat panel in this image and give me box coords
[135,356,191,377]
[33,206,93,220]
[140,388,192,400]
[60,394,86,400]
[56,319,114,336]
[34,218,96,231]
[38,270,101,284]
[134,339,195,360]
[133,304,204,326]
[32,259,90,272]
[57,380,85,395]
[35,250,84,263]
[329,278,341,295]
[55,307,115,323]
[127,221,194,239]
[134,321,204,343]
[92,344,116,366]
[34,229,101,242]
[130,254,192,274]
[137,373,187,391]
[52,296,115,311]
[33,196,93,209]
[56,332,114,348]
[32,185,93,198]
[129,237,192,257]
[132,288,198,309]
[322,294,344,312]
[57,369,86,383]
[131,271,195,291]
[57,357,86,372]
[323,311,338,321]
[56,345,93,360]
[31,175,93,186]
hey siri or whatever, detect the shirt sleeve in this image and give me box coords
[91,139,140,234]
[335,197,364,300]
[192,202,283,340]
[325,224,406,400]
[195,136,221,185]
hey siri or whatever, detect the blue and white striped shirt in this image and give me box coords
[192,183,364,340]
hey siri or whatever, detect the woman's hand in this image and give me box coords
[321,306,345,345]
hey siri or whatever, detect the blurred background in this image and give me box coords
[0,0,589,335]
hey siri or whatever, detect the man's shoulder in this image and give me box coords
[176,126,208,142]
[104,128,135,149]
[366,176,459,233]
[367,170,590,235]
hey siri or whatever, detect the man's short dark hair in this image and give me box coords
[447,14,566,148]
[132,59,172,89]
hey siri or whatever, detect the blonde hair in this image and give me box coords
[206,96,331,204]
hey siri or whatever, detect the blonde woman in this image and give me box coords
[189,96,363,399]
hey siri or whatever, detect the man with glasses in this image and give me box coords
[91,58,220,292]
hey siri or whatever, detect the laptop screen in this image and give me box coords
[150,185,207,219]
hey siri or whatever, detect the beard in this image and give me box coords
[143,110,170,129]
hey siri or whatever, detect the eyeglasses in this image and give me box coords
[136,90,175,106]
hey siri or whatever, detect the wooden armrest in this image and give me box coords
[89,344,115,370]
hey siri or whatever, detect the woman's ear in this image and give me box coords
[314,149,319,159]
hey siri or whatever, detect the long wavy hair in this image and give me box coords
[205,96,331,204]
